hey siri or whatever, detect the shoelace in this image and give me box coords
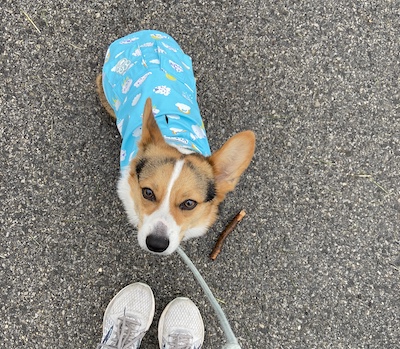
[165,331,194,349]
[97,316,143,349]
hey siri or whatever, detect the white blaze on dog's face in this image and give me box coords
[118,98,256,255]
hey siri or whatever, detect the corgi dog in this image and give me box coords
[96,30,255,255]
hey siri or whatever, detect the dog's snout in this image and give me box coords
[146,222,169,253]
[146,234,170,253]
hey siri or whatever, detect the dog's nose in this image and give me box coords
[146,234,170,253]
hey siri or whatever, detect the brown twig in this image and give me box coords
[210,210,246,260]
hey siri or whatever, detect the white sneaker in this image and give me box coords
[97,282,155,349]
[158,297,204,349]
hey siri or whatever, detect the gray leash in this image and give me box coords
[177,247,242,349]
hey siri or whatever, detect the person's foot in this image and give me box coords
[158,297,204,349]
[97,282,155,349]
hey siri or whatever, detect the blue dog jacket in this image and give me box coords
[102,30,211,171]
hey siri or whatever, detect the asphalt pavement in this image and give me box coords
[1,0,399,348]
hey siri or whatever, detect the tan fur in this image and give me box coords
[96,74,116,119]
[128,157,218,236]
[208,130,256,202]
[169,159,219,238]
[139,98,166,147]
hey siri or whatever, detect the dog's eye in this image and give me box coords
[179,199,197,211]
[142,187,156,202]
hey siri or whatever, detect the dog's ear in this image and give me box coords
[209,130,255,199]
[140,98,165,147]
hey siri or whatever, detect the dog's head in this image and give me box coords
[118,98,255,255]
